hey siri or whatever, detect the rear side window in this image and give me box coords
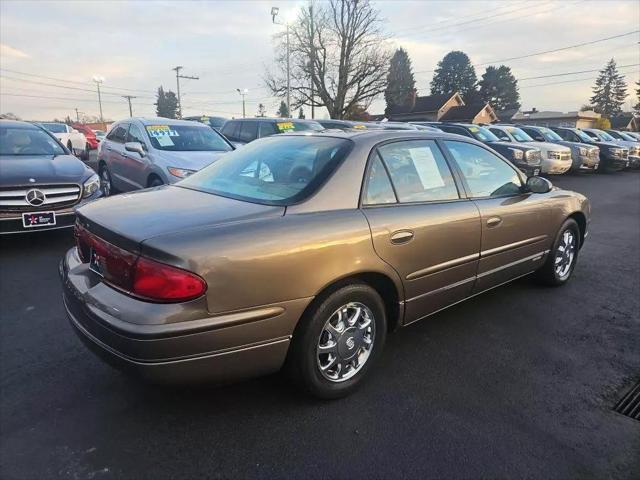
[238,122,258,142]
[440,125,472,138]
[444,141,521,198]
[107,124,128,143]
[221,121,239,140]
[376,140,459,203]
[259,122,278,137]
[363,154,397,205]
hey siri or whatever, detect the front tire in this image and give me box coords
[287,283,387,399]
[535,218,580,286]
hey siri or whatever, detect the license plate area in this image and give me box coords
[533,168,540,176]
[22,211,56,228]
[89,248,104,277]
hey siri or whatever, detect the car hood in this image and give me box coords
[77,184,285,246]
[488,141,538,151]
[611,140,639,150]
[153,150,229,171]
[523,141,570,153]
[550,140,597,151]
[0,154,93,185]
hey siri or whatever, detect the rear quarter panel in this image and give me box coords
[140,209,404,315]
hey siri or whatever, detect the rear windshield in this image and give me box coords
[41,123,67,133]
[179,136,352,206]
[273,121,324,133]
[144,124,233,152]
[0,125,65,156]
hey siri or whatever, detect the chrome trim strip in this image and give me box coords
[481,235,548,257]
[406,253,479,280]
[406,276,476,303]
[478,251,549,278]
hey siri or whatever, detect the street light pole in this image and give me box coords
[236,88,248,118]
[271,7,291,118]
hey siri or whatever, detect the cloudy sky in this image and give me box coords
[1,0,638,121]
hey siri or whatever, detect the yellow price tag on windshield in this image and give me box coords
[276,122,295,132]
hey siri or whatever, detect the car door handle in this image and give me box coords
[486,216,503,228]
[106,146,112,151]
[390,230,414,244]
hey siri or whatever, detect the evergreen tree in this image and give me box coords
[477,65,520,111]
[384,48,416,115]
[256,103,266,117]
[589,59,627,117]
[633,81,640,116]
[298,107,305,119]
[277,101,290,118]
[155,86,179,119]
[430,51,477,100]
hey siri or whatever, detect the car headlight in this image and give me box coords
[167,167,196,178]
[579,147,587,155]
[510,148,524,160]
[82,174,100,198]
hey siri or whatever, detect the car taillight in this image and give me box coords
[132,257,207,302]
[73,221,206,303]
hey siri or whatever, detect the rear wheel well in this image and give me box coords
[568,212,586,247]
[297,273,401,335]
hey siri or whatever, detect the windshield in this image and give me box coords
[468,126,500,142]
[41,123,67,133]
[589,129,615,141]
[0,125,65,156]
[618,132,637,141]
[144,124,233,152]
[572,129,593,142]
[179,136,352,206]
[539,127,563,142]
[506,127,534,142]
[278,121,324,132]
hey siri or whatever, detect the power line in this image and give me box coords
[519,63,640,81]
[413,30,640,74]
[0,74,155,98]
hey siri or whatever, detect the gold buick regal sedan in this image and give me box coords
[60,130,590,398]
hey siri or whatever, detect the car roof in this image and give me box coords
[0,119,41,129]
[129,117,211,127]
[227,117,321,124]
[281,128,473,144]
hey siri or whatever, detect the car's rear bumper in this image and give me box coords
[60,247,307,384]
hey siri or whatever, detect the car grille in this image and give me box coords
[526,150,542,165]
[612,148,629,159]
[548,151,571,161]
[0,184,81,211]
[630,146,640,157]
[588,148,599,159]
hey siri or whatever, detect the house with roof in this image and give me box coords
[386,92,497,124]
[511,109,601,128]
[610,113,639,132]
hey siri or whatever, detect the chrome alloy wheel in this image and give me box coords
[316,302,376,383]
[555,230,576,279]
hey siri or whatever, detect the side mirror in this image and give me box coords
[526,176,552,194]
[125,141,145,156]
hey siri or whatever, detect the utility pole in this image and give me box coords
[236,88,248,118]
[75,108,80,123]
[309,4,314,119]
[122,95,136,117]
[172,66,199,118]
[93,77,104,124]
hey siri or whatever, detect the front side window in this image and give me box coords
[444,141,522,198]
[179,136,352,205]
[376,140,459,203]
[489,128,512,142]
[363,154,397,205]
[440,125,473,138]
[221,121,239,140]
[238,122,258,143]
[144,124,232,152]
[127,124,146,145]
[0,126,65,156]
[106,124,128,143]
[259,122,279,137]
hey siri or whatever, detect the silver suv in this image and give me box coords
[98,117,234,196]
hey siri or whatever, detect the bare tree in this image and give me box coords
[266,0,390,119]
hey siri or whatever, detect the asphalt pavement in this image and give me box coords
[1,168,639,479]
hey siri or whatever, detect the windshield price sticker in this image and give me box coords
[146,125,180,138]
[276,122,295,132]
[469,126,480,133]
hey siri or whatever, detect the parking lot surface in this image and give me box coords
[1,169,639,479]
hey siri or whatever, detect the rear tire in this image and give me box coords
[286,283,387,399]
[534,218,580,286]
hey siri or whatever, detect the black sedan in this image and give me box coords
[0,120,102,234]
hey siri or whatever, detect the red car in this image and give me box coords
[72,124,98,151]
